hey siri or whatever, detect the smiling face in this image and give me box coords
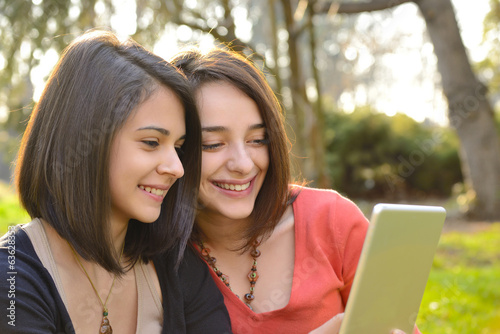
[109,85,186,227]
[196,81,269,222]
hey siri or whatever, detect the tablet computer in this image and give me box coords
[339,203,446,334]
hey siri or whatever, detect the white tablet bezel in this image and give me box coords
[339,203,446,334]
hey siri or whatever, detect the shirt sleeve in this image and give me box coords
[0,228,73,333]
[179,247,233,334]
[330,195,370,305]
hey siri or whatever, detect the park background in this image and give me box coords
[0,0,499,333]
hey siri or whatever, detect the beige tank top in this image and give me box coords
[22,219,163,333]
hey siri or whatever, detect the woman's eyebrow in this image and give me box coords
[201,124,265,133]
[137,126,170,136]
[249,123,265,130]
[202,126,227,133]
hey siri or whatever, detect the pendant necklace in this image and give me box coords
[198,239,261,310]
[68,241,123,334]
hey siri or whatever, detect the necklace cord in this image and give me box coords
[67,241,124,312]
[198,239,261,310]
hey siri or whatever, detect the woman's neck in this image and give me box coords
[41,217,128,267]
[109,214,130,256]
[110,222,128,256]
[196,211,252,250]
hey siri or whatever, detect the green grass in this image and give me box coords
[417,225,500,333]
[1,182,499,332]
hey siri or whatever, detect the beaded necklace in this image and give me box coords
[198,239,261,310]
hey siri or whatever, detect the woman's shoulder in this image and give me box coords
[292,185,342,196]
[153,246,232,333]
[291,185,359,211]
[0,224,52,283]
[153,245,224,298]
[291,186,369,268]
[0,224,36,256]
[152,245,210,293]
[0,225,72,333]
[291,185,369,232]
[153,244,202,273]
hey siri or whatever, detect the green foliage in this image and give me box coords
[325,106,463,199]
[0,0,181,163]
[417,225,500,333]
[0,182,28,234]
[478,0,500,93]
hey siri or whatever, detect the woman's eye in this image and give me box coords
[142,140,159,148]
[202,143,223,151]
[250,138,270,146]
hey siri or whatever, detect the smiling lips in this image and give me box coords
[139,185,167,197]
[214,181,251,192]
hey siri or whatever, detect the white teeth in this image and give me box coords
[215,181,251,192]
[139,185,165,196]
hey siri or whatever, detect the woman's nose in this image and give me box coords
[157,149,184,179]
[226,144,253,174]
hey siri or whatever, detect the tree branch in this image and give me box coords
[316,0,414,15]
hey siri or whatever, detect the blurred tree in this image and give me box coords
[1,0,497,219]
[306,0,329,187]
[478,0,500,96]
[316,0,500,219]
[0,0,416,192]
[280,0,311,180]
[0,0,112,163]
[325,106,462,200]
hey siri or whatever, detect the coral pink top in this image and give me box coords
[204,187,421,334]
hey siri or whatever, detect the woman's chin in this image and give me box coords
[134,211,162,224]
[218,207,254,220]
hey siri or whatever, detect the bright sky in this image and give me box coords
[337,0,491,126]
[12,0,492,127]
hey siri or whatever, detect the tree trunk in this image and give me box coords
[307,0,330,188]
[281,0,309,179]
[416,0,500,219]
[318,0,500,219]
[269,0,283,96]
[221,0,245,53]
[318,0,413,14]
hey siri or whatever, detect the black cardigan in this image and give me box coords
[0,226,232,333]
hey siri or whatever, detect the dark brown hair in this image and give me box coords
[171,47,295,249]
[15,30,201,274]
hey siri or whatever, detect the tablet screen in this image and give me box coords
[339,203,446,334]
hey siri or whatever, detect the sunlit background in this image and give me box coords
[1,4,499,333]
[2,0,492,127]
[1,0,499,208]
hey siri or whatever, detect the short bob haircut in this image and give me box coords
[171,48,295,249]
[15,30,201,274]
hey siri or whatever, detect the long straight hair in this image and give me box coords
[15,30,201,274]
[172,48,296,250]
